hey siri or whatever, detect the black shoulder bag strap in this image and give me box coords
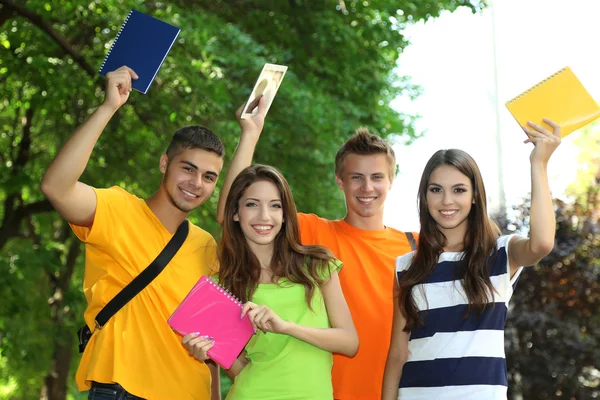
[78,219,189,353]
[405,232,417,251]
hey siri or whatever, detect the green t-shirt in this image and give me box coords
[226,261,341,400]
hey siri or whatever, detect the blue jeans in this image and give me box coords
[88,382,145,400]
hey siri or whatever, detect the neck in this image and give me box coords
[145,190,189,233]
[344,211,385,231]
[440,224,468,252]
[247,241,275,270]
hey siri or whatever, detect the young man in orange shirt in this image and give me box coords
[41,67,265,400]
[217,109,416,399]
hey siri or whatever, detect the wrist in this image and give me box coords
[280,321,296,335]
[97,102,119,116]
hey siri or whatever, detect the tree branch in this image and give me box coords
[0,0,96,77]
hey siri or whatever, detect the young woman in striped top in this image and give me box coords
[382,119,561,400]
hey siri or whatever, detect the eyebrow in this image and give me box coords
[181,161,219,178]
[347,172,385,176]
[428,182,469,188]
[245,197,282,202]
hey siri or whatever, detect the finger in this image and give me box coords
[182,332,201,345]
[255,95,267,116]
[522,127,545,138]
[236,102,245,119]
[197,342,215,358]
[247,305,265,320]
[241,302,257,317]
[124,66,139,80]
[190,338,213,352]
[526,121,552,136]
[542,118,561,137]
[246,95,262,115]
[542,118,559,129]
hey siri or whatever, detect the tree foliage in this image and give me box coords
[0,0,483,398]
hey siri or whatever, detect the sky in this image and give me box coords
[384,0,600,232]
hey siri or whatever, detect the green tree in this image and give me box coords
[0,0,484,398]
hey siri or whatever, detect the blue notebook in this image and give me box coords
[99,9,180,94]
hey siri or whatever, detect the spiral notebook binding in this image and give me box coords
[207,277,243,307]
[507,67,567,104]
[98,10,134,73]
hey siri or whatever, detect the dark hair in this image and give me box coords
[165,126,225,160]
[218,164,336,306]
[334,127,396,178]
[398,149,500,331]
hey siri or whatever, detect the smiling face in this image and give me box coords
[425,164,474,239]
[160,148,223,213]
[234,180,283,254]
[336,153,393,230]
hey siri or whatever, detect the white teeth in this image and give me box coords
[181,189,198,198]
[253,225,272,231]
[357,197,375,203]
[441,210,457,216]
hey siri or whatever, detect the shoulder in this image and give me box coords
[188,222,217,247]
[496,234,518,251]
[95,185,135,204]
[298,212,332,227]
[395,251,416,273]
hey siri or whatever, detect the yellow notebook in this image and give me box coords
[505,66,600,137]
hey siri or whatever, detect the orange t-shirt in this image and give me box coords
[71,187,217,400]
[298,213,416,400]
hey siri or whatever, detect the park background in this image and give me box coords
[0,0,598,399]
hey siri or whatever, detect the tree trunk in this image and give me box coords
[39,330,73,400]
[39,236,81,400]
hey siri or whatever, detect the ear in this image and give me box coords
[159,154,168,174]
[335,174,344,191]
[233,213,239,222]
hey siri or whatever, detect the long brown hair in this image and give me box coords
[218,164,336,306]
[398,149,500,331]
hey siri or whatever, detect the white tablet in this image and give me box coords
[240,63,288,119]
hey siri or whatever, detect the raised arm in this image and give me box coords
[216,96,266,224]
[40,66,138,227]
[242,270,359,357]
[508,118,561,275]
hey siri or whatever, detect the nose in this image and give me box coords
[442,192,453,205]
[190,174,203,189]
[362,178,374,192]
[258,204,270,220]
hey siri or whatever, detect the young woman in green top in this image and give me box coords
[184,164,359,399]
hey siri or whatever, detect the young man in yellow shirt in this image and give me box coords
[41,66,265,400]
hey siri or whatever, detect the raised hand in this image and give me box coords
[236,95,266,141]
[523,118,561,164]
[103,66,139,112]
[182,333,215,362]
[241,301,290,334]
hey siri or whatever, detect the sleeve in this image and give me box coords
[395,252,415,285]
[204,237,219,276]
[496,234,523,286]
[69,186,129,246]
[317,258,343,280]
[297,212,319,245]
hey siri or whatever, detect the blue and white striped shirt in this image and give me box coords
[395,235,522,400]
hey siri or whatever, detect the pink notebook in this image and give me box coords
[168,276,255,369]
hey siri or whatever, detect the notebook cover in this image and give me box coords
[168,276,255,369]
[505,67,600,138]
[98,9,180,94]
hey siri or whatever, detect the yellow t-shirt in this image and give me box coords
[71,186,217,400]
[298,213,417,400]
